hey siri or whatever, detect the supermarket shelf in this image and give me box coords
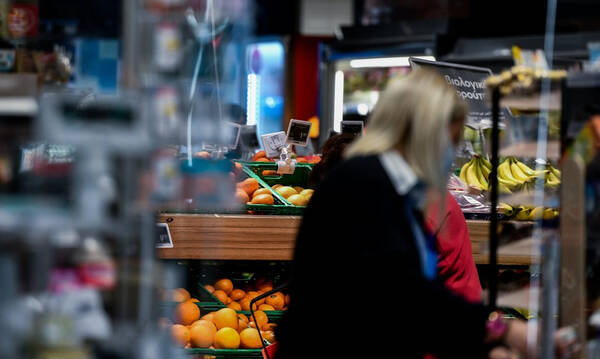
[475,237,541,266]
[156,213,301,260]
[499,140,560,160]
[157,214,534,266]
[499,191,559,208]
[500,90,561,111]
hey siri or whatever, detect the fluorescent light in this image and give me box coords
[349,56,435,68]
[0,97,38,115]
[333,70,344,132]
[246,73,260,126]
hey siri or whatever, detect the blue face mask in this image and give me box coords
[442,144,456,176]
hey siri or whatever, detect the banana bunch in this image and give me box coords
[545,163,561,190]
[500,203,559,221]
[459,155,493,191]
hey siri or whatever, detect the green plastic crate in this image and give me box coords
[238,161,313,188]
[240,164,306,215]
[185,348,263,359]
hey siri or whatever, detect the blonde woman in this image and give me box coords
[275,69,574,359]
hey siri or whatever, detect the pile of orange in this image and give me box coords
[235,178,274,205]
[205,278,290,312]
[271,184,313,206]
[166,302,277,349]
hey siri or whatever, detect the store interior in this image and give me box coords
[1,0,600,358]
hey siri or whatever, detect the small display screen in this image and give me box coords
[286,120,312,146]
[341,121,364,136]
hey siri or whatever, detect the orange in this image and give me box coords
[299,189,314,197]
[240,298,258,311]
[171,324,190,347]
[174,301,200,325]
[261,323,277,332]
[261,330,276,343]
[201,313,215,323]
[172,288,191,302]
[237,178,259,197]
[258,304,275,311]
[275,186,297,199]
[287,194,309,206]
[251,310,268,328]
[265,292,285,310]
[190,298,199,303]
[214,328,240,349]
[213,290,229,304]
[205,285,215,294]
[189,323,215,348]
[238,313,249,323]
[230,289,246,301]
[255,279,272,289]
[245,292,265,306]
[252,188,271,198]
[248,321,257,329]
[213,308,238,330]
[293,186,304,193]
[227,302,242,311]
[194,151,211,159]
[296,157,307,163]
[271,184,282,190]
[252,150,267,161]
[214,279,234,294]
[239,328,263,349]
[235,189,249,204]
[262,170,277,176]
[285,294,291,306]
[191,320,217,335]
[237,318,249,333]
[233,162,243,175]
[250,194,274,205]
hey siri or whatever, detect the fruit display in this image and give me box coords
[498,203,559,221]
[251,150,321,164]
[272,184,313,206]
[235,178,275,205]
[205,278,289,312]
[459,155,561,194]
[164,288,278,349]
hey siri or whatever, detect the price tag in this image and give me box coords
[156,223,173,248]
[261,131,287,158]
[286,119,312,146]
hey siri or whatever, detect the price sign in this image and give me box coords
[156,223,173,248]
[409,58,510,126]
[341,120,364,136]
[261,131,287,158]
[286,119,312,146]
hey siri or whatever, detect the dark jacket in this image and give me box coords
[275,155,490,359]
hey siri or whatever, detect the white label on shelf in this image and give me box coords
[156,223,173,248]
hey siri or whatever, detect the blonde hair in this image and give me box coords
[345,68,467,189]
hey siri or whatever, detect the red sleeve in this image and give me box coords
[426,192,482,303]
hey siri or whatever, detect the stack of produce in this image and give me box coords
[498,203,559,221]
[205,278,289,312]
[164,288,277,349]
[272,185,313,206]
[459,156,561,194]
[235,178,275,205]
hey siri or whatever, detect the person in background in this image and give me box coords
[308,133,356,186]
[425,192,482,303]
[275,68,575,359]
